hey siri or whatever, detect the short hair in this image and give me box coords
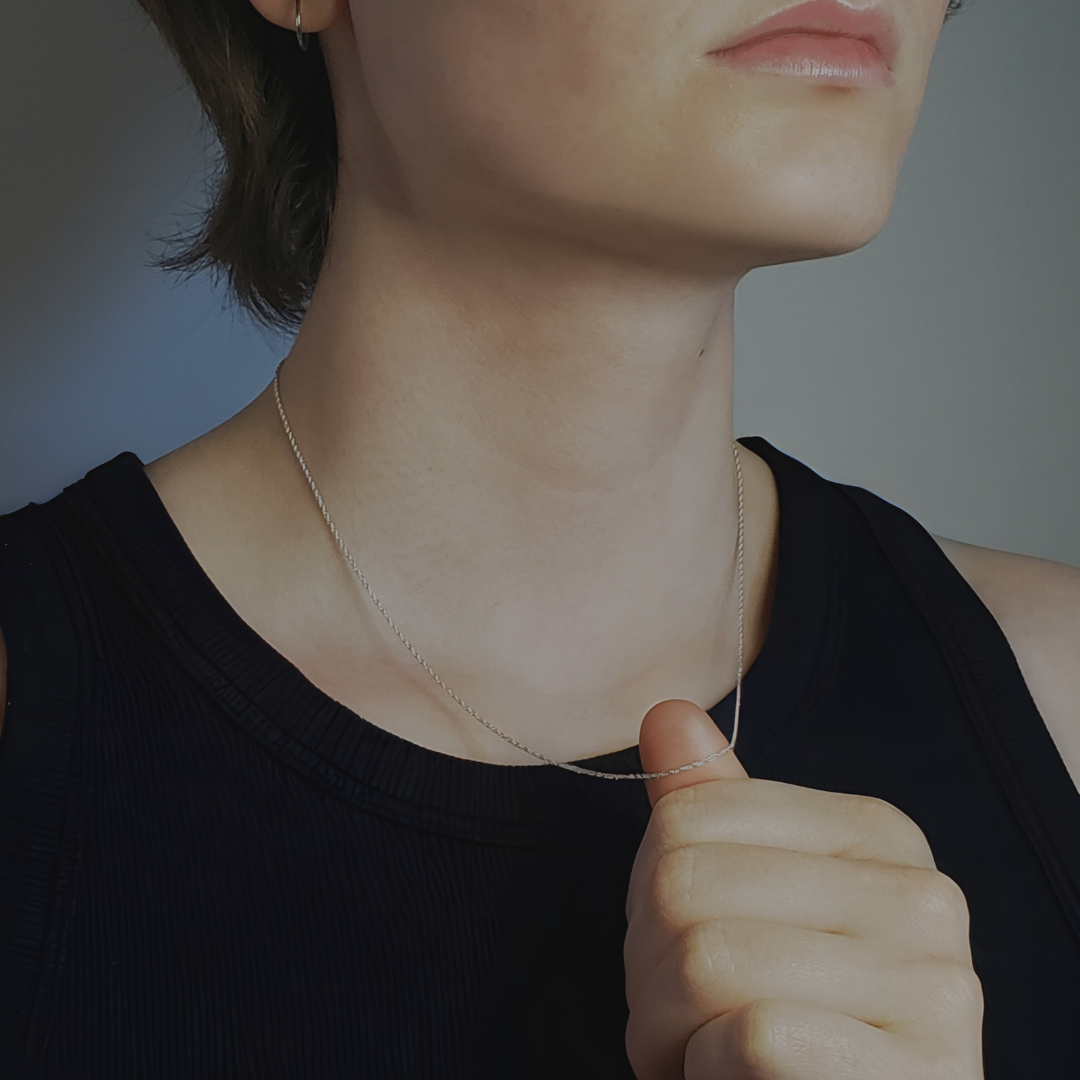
[136,0,336,334]
[135,0,969,334]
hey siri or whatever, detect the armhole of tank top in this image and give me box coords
[0,506,95,1076]
[838,483,1080,946]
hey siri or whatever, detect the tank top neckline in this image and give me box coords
[74,437,845,837]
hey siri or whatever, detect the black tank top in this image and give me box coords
[0,438,1077,1079]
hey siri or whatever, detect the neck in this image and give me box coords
[156,198,777,764]
[282,199,742,549]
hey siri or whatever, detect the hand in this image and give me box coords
[624,700,984,1080]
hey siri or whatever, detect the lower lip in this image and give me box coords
[713,33,893,88]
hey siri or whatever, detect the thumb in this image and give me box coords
[639,698,748,807]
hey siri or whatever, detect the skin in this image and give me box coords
[1,0,1078,1074]
[632,700,984,1079]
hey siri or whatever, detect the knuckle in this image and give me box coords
[651,786,700,845]
[653,846,698,930]
[729,999,792,1077]
[926,871,971,925]
[852,795,935,865]
[677,922,734,1014]
[653,782,727,843]
[927,962,984,1022]
[900,868,972,945]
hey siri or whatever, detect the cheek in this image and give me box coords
[353,0,711,214]
[353,0,632,181]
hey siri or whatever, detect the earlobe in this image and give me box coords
[245,0,343,37]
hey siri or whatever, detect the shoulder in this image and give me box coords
[0,507,32,735]
[0,487,112,738]
[1,506,38,735]
[935,536,1080,790]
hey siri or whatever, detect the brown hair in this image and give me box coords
[135,0,337,334]
[136,0,969,334]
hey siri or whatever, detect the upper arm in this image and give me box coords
[935,536,1080,792]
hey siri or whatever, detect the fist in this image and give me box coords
[624,700,984,1080]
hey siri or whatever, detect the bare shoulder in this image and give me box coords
[935,536,1080,791]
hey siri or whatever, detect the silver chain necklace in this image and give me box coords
[273,369,744,780]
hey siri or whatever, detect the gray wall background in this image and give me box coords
[2,0,1078,564]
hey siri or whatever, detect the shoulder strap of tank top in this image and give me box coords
[838,481,1080,944]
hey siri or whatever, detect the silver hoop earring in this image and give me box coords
[295,0,309,51]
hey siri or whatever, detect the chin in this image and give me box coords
[565,177,897,275]
[732,180,898,265]
[656,148,903,270]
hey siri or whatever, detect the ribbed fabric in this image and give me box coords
[0,438,1076,1079]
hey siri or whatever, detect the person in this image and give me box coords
[0,0,1077,1075]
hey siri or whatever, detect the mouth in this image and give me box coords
[708,0,899,88]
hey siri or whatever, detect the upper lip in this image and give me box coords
[710,0,900,70]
